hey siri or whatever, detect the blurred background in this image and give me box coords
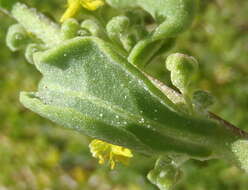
[0,0,248,189]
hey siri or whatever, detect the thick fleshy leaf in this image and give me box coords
[20,37,236,158]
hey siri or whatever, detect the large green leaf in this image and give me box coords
[20,37,237,158]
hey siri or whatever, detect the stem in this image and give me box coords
[183,92,194,115]
[128,39,164,67]
[208,112,248,139]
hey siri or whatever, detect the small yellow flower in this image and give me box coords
[81,0,105,11]
[89,139,133,169]
[60,0,105,22]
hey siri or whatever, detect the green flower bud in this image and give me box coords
[106,16,135,51]
[6,24,29,51]
[166,53,198,94]
[81,19,103,37]
[106,16,130,39]
[147,157,183,190]
[61,18,80,40]
[192,90,215,111]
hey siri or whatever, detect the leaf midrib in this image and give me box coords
[42,83,206,145]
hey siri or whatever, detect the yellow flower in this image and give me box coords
[60,0,105,22]
[81,0,105,11]
[89,139,133,169]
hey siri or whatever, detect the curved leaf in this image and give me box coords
[20,37,236,158]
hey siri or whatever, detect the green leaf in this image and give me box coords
[20,36,177,154]
[20,37,238,159]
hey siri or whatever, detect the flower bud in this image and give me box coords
[106,16,130,39]
[81,19,103,37]
[166,53,198,94]
[61,18,80,40]
[6,24,29,51]
[147,157,182,190]
[192,90,215,111]
[106,16,135,51]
